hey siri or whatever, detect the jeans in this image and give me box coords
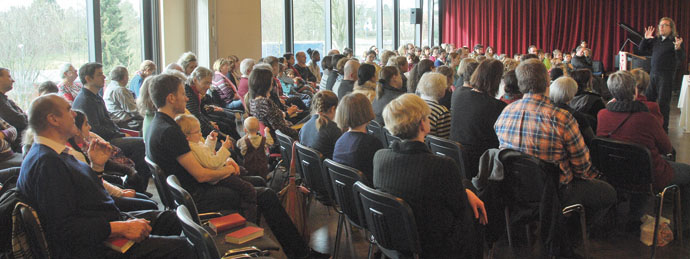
[103,210,195,258]
[224,99,245,111]
[563,178,617,228]
[112,193,159,212]
[110,137,151,193]
[646,70,675,132]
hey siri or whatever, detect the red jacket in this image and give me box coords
[635,94,664,127]
[597,108,673,190]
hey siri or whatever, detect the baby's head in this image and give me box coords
[175,114,202,142]
[244,116,260,135]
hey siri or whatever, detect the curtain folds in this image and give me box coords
[442,0,690,71]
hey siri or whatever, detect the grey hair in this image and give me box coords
[165,63,183,72]
[163,69,188,83]
[59,63,73,79]
[416,72,448,101]
[109,66,129,82]
[607,70,636,101]
[253,63,272,71]
[240,58,256,76]
[549,77,578,105]
[177,52,197,71]
[515,59,548,94]
[187,66,213,85]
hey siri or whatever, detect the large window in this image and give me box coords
[422,0,429,47]
[354,0,376,59]
[261,0,285,57]
[433,0,439,46]
[399,0,415,48]
[294,0,325,65]
[0,0,88,110]
[382,0,395,51]
[101,0,142,80]
[331,0,348,51]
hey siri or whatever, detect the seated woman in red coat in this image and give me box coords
[374,93,487,258]
[597,70,690,232]
[630,68,664,127]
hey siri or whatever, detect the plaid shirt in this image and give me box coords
[494,93,596,184]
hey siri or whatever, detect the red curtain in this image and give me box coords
[442,0,690,71]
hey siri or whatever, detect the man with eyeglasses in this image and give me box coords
[640,17,685,132]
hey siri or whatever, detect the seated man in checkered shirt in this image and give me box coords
[494,59,616,231]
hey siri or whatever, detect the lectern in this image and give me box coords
[619,51,647,71]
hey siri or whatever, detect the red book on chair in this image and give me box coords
[104,237,134,253]
[207,213,246,233]
[225,226,264,244]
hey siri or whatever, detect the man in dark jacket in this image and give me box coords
[639,17,686,132]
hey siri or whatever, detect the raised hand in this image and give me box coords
[645,26,655,39]
[221,135,232,150]
[88,139,113,168]
[675,37,683,50]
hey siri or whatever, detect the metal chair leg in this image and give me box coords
[333,213,344,259]
[504,206,513,248]
[674,186,683,243]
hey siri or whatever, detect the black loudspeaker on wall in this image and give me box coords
[410,8,422,24]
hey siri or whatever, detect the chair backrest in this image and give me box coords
[294,142,332,202]
[176,205,221,259]
[15,202,50,259]
[424,135,467,179]
[366,120,387,147]
[275,130,295,167]
[589,137,653,191]
[499,150,557,204]
[383,129,402,148]
[353,182,421,257]
[323,159,367,229]
[167,175,203,224]
[145,156,176,210]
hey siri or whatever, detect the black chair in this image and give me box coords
[366,120,387,147]
[294,142,334,206]
[177,205,223,259]
[14,202,50,258]
[353,182,421,259]
[499,150,587,258]
[275,130,295,168]
[166,175,225,225]
[590,137,682,258]
[383,129,402,148]
[145,156,176,210]
[324,159,373,258]
[424,135,467,179]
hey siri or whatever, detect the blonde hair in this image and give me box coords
[244,116,260,134]
[311,90,339,130]
[658,17,678,37]
[139,60,156,72]
[212,58,231,72]
[383,93,431,140]
[630,68,650,92]
[174,114,201,136]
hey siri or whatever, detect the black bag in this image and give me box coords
[266,165,289,193]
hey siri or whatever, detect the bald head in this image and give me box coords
[343,60,360,81]
[28,94,66,134]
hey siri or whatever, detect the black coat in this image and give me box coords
[373,140,482,258]
[372,84,405,125]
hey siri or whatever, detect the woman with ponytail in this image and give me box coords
[352,63,377,102]
[299,90,341,159]
[372,66,405,125]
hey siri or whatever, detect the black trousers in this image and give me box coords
[111,137,151,193]
[646,70,676,132]
[103,210,195,258]
[192,184,310,258]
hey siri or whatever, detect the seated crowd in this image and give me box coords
[0,39,688,259]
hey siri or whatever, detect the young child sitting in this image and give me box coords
[237,117,274,179]
[175,114,257,221]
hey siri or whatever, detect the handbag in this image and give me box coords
[277,142,309,240]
